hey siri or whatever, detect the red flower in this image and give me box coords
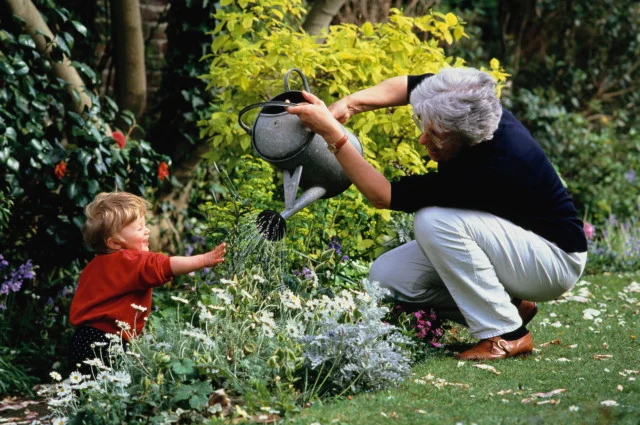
[54,161,67,180]
[157,162,170,180]
[112,131,126,149]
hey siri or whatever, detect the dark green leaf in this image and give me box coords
[66,181,77,199]
[54,35,70,57]
[17,35,36,49]
[4,128,17,142]
[71,21,88,37]
[7,158,20,171]
[0,61,15,76]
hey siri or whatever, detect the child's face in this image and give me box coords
[116,216,150,252]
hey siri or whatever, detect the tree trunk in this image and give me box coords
[303,0,349,35]
[5,0,92,113]
[110,0,147,117]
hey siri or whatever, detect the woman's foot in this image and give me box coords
[513,298,538,326]
[455,332,533,360]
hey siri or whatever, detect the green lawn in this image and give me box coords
[286,272,640,425]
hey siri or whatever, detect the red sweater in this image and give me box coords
[69,250,173,340]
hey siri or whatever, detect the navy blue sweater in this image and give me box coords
[389,75,587,253]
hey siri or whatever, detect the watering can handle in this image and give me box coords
[284,68,311,92]
[238,101,300,135]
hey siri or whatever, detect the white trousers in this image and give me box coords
[370,207,587,339]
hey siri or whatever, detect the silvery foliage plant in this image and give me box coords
[299,279,414,395]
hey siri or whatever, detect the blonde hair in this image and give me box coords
[83,192,151,253]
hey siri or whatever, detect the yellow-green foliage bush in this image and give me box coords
[201,0,508,261]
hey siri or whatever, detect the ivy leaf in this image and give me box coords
[66,181,78,200]
[18,35,36,49]
[54,35,71,57]
[0,61,15,76]
[71,21,88,37]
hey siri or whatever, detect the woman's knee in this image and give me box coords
[413,207,460,248]
[368,253,394,290]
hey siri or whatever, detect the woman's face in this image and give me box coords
[412,113,464,162]
[418,126,464,163]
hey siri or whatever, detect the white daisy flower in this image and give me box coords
[131,303,147,312]
[49,371,62,381]
[171,296,189,304]
[68,371,83,384]
[115,320,131,330]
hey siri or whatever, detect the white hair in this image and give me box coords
[410,67,502,145]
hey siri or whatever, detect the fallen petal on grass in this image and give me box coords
[593,354,613,360]
[539,339,562,347]
[536,399,561,405]
[473,364,501,375]
[600,400,619,406]
[532,389,568,398]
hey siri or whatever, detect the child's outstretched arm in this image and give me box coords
[169,242,226,276]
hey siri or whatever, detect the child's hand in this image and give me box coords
[202,242,226,267]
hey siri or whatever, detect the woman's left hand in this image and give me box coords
[286,91,344,142]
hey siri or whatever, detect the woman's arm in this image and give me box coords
[329,76,409,123]
[287,91,391,209]
[169,242,226,276]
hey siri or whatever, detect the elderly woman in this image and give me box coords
[286,67,587,360]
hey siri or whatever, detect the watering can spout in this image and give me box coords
[256,166,327,241]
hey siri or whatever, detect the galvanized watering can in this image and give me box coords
[238,68,363,241]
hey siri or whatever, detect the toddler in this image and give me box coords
[69,192,226,372]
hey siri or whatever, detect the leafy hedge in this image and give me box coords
[0,3,170,384]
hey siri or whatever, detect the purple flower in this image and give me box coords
[0,257,35,296]
[328,236,343,255]
[625,169,636,183]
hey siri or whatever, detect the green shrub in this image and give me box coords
[0,4,171,380]
[201,0,508,263]
[505,89,640,224]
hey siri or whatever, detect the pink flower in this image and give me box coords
[112,131,126,149]
[157,162,170,180]
[583,222,595,239]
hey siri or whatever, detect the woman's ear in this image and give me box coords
[106,236,121,250]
